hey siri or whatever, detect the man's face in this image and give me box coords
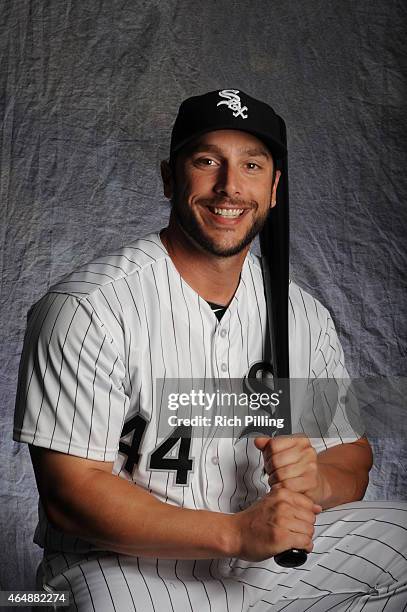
[165,130,280,257]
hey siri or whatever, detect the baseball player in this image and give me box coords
[14,90,407,611]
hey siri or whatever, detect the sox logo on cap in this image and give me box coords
[217,89,248,119]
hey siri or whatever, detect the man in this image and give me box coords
[14,90,407,610]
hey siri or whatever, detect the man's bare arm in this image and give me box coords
[310,437,373,509]
[256,436,373,510]
[29,445,321,562]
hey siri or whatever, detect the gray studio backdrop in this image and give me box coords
[1,0,406,591]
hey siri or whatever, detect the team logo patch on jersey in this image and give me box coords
[217,89,248,119]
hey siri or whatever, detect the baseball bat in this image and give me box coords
[259,117,308,568]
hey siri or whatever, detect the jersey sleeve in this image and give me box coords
[13,292,129,461]
[305,308,365,453]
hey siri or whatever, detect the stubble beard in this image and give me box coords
[171,194,270,258]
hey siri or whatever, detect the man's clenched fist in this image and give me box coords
[232,487,322,562]
[254,435,327,505]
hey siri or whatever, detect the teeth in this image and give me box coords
[213,207,244,217]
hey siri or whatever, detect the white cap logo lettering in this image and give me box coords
[217,90,248,119]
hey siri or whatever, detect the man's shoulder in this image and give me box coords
[47,231,168,300]
[288,280,329,323]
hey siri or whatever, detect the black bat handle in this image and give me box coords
[274,548,308,567]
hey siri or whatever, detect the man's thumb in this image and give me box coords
[254,437,271,451]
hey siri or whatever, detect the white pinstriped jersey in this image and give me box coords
[13,231,360,555]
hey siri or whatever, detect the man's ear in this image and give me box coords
[270,170,281,208]
[160,160,174,199]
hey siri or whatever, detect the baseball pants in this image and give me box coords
[39,501,407,611]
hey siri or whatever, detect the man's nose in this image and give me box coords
[213,163,242,197]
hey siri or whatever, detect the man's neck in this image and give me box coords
[160,222,249,306]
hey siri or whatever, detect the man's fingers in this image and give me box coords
[259,435,310,463]
[268,488,321,513]
[268,463,305,485]
[294,507,321,525]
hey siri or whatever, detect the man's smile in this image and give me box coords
[203,204,252,226]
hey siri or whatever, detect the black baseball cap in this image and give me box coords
[170,89,287,163]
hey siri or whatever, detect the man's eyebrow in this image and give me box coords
[241,147,271,159]
[188,143,271,158]
[188,143,223,154]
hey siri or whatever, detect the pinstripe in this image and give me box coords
[324,593,360,611]
[147,267,168,493]
[78,565,96,612]
[323,505,407,514]
[97,559,117,611]
[111,283,125,313]
[247,261,264,360]
[165,260,180,377]
[342,596,357,612]
[216,447,225,512]
[310,368,342,440]
[77,262,127,274]
[288,295,296,333]
[313,562,374,589]
[56,280,101,286]
[68,312,93,454]
[138,269,155,403]
[70,270,116,281]
[298,287,312,379]
[116,556,137,611]
[241,438,251,508]
[180,279,193,378]
[141,238,168,255]
[316,520,407,560]
[311,375,341,444]
[126,327,133,398]
[104,356,119,460]
[192,560,212,612]
[99,288,124,332]
[156,559,175,612]
[61,572,79,612]
[126,246,160,261]
[174,560,194,611]
[298,578,332,595]
[86,334,106,458]
[105,253,143,267]
[136,558,156,612]
[333,548,397,581]
[197,296,207,379]
[209,560,230,612]
[32,295,70,443]
[49,300,81,447]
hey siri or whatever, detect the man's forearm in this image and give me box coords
[311,438,373,509]
[48,467,237,559]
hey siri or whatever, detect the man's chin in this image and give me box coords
[189,232,253,258]
[176,213,262,257]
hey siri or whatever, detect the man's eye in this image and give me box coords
[196,158,216,166]
[246,162,260,170]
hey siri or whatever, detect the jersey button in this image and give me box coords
[211,456,219,465]
[221,363,228,372]
[220,329,227,338]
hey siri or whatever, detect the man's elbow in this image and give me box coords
[29,444,114,537]
[351,437,373,499]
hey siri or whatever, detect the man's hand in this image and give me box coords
[254,435,373,510]
[254,435,325,504]
[232,487,322,562]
